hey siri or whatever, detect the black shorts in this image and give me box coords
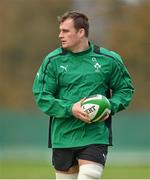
[52,144,108,171]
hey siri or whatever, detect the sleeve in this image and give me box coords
[32,56,73,118]
[109,54,135,115]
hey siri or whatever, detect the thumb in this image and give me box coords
[80,97,87,104]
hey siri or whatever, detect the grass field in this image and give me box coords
[1,160,150,179]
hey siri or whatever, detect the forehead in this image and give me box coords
[59,18,75,29]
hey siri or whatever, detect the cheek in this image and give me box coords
[69,34,79,43]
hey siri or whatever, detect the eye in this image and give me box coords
[62,29,69,33]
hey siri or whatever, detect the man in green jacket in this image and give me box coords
[32,11,134,179]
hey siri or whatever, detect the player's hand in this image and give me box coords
[72,99,91,123]
[100,112,110,121]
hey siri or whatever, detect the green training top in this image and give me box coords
[32,42,134,148]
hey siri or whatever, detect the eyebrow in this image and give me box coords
[59,28,70,32]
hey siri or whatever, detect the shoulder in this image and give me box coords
[45,47,67,61]
[93,45,123,64]
[41,47,68,68]
[101,47,123,63]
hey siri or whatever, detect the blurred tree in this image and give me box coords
[0,0,70,109]
[104,0,150,110]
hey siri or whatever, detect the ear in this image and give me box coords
[78,28,85,38]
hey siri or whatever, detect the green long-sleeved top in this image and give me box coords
[32,42,134,148]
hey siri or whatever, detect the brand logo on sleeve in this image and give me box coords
[37,72,40,78]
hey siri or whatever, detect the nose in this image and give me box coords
[59,31,63,39]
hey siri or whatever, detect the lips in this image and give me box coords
[61,40,66,43]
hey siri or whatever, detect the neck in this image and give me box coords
[69,39,89,53]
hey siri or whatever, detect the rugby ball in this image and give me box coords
[81,94,111,122]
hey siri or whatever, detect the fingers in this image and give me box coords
[100,112,110,121]
[78,111,91,124]
[75,107,91,124]
[80,97,86,103]
[72,100,91,123]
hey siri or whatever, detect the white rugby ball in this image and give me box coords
[81,94,111,122]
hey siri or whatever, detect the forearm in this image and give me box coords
[109,88,134,115]
[33,91,73,118]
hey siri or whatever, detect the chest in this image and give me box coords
[56,56,110,87]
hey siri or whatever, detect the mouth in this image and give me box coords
[61,40,66,44]
[60,41,67,47]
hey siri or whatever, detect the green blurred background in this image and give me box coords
[0,0,150,179]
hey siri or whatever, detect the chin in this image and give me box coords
[62,44,69,49]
